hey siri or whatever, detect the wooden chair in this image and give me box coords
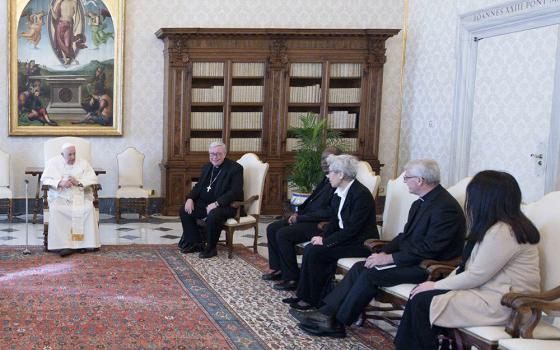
[453,191,560,350]
[41,137,101,250]
[0,149,13,222]
[199,153,269,259]
[115,147,150,223]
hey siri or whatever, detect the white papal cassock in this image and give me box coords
[41,156,100,250]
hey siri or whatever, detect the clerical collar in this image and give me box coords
[419,184,443,202]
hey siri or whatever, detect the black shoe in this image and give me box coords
[59,249,74,257]
[181,243,204,254]
[262,270,282,281]
[292,309,332,327]
[282,297,300,304]
[298,322,346,338]
[290,301,315,311]
[273,280,298,291]
[79,248,87,254]
[198,248,217,259]
[289,307,317,323]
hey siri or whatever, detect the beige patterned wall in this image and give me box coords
[0,0,403,201]
[399,0,529,186]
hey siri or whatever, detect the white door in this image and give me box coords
[468,25,558,203]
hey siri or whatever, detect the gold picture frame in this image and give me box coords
[8,0,125,136]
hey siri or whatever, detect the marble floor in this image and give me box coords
[0,213,274,260]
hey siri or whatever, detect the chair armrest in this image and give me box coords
[363,239,391,252]
[419,256,459,281]
[503,291,560,338]
[502,285,560,338]
[502,285,560,307]
[230,195,258,221]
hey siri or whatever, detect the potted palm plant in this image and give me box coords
[287,112,342,205]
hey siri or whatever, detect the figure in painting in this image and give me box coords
[18,81,58,126]
[19,11,45,48]
[86,10,114,48]
[49,0,87,66]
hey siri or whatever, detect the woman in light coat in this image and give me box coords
[394,170,541,350]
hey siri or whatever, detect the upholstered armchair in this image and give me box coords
[222,153,269,259]
[356,161,381,199]
[0,149,13,222]
[115,147,150,223]
[453,191,560,350]
[42,137,101,250]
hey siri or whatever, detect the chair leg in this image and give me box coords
[43,223,48,251]
[252,224,258,254]
[226,227,234,259]
[143,198,149,220]
[115,198,121,224]
[8,199,13,222]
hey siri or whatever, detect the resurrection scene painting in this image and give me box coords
[17,0,115,128]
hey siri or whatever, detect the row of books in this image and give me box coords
[289,85,321,103]
[330,63,362,78]
[231,112,263,129]
[230,138,262,152]
[287,112,317,128]
[191,112,223,130]
[341,138,358,151]
[192,86,224,103]
[191,62,362,79]
[193,62,224,77]
[328,88,361,104]
[286,137,358,152]
[190,138,222,152]
[290,63,322,77]
[231,86,264,103]
[327,111,357,129]
[232,62,265,77]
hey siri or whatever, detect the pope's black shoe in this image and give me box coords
[59,249,74,257]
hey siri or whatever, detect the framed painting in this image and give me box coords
[8,0,125,136]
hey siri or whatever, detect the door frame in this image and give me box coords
[449,0,560,193]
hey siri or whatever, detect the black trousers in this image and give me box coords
[394,289,451,350]
[178,204,236,250]
[321,261,428,325]
[296,242,371,306]
[266,219,320,281]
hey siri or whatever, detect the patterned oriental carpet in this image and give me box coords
[0,245,394,350]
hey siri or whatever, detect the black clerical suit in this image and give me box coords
[296,180,379,306]
[178,158,244,250]
[267,176,335,281]
[319,185,466,325]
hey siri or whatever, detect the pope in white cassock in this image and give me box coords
[41,143,100,257]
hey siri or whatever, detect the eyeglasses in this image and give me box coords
[209,152,224,158]
[403,175,420,182]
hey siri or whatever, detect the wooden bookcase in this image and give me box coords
[156,28,399,215]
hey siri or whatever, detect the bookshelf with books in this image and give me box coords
[157,28,399,215]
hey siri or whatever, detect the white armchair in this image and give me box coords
[222,153,269,259]
[115,147,150,223]
[356,161,381,199]
[0,149,13,222]
[42,137,101,250]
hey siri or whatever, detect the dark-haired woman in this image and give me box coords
[394,170,541,350]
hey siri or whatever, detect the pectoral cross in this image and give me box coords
[206,185,212,192]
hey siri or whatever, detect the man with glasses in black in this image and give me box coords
[292,159,466,338]
[178,141,244,258]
